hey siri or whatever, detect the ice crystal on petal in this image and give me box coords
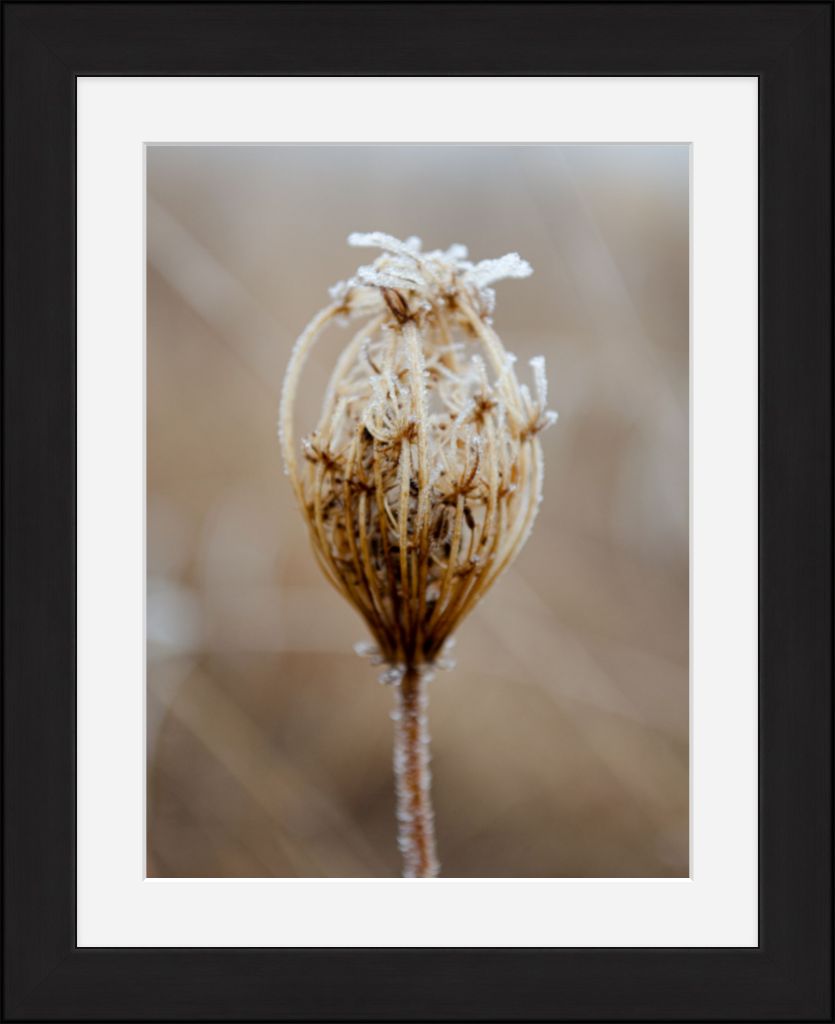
[530,356,549,406]
[336,232,535,312]
[354,640,378,657]
[467,253,533,287]
[444,243,468,261]
[379,664,406,686]
[348,231,423,261]
[355,640,385,665]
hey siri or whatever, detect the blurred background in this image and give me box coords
[146,145,689,878]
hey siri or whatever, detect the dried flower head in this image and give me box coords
[279,232,557,876]
[280,232,556,671]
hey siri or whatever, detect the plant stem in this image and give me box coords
[393,666,439,877]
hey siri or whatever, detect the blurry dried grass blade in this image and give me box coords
[279,232,556,876]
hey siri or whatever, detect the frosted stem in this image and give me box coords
[392,667,439,877]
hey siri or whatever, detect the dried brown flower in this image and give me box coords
[279,233,556,876]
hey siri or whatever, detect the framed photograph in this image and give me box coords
[4,2,832,1020]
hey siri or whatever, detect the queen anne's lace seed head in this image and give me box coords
[279,233,557,670]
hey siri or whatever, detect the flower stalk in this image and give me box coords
[393,666,438,877]
[279,233,556,877]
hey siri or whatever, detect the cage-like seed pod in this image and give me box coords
[279,232,556,876]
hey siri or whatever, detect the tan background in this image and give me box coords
[146,145,689,878]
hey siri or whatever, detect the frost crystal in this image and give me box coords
[342,231,534,317]
[354,640,385,665]
[379,664,406,686]
[468,253,533,288]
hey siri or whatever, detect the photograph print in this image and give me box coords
[146,144,690,879]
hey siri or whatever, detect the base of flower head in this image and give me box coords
[355,637,458,686]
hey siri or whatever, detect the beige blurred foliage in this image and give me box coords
[146,145,689,878]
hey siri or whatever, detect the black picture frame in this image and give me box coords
[3,2,833,1020]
